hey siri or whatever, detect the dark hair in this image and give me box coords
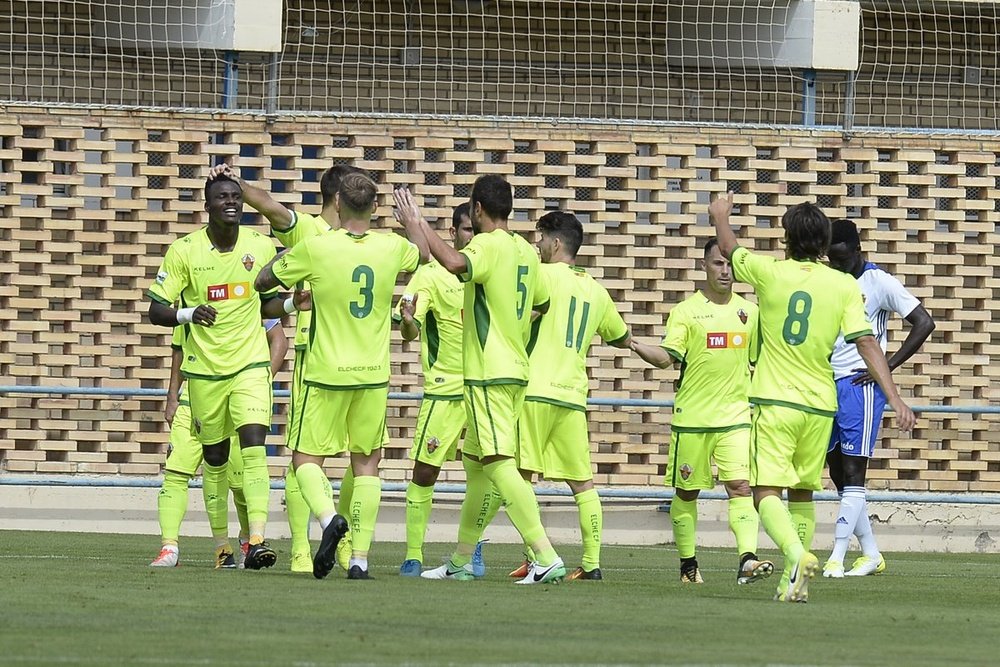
[452,202,471,228]
[703,237,720,256]
[321,165,365,208]
[470,175,513,221]
[830,219,861,248]
[205,174,241,201]
[537,211,583,258]
[782,202,831,261]
[338,173,378,214]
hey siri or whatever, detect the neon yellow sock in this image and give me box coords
[239,446,269,541]
[338,465,355,517]
[201,462,230,544]
[483,458,556,566]
[728,495,759,555]
[158,471,190,545]
[405,482,434,562]
[788,500,816,551]
[575,489,603,571]
[758,495,805,565]
[295,462,337,523]
[453,456,495,566]
[285,465,311,555]
[669,496,698,559]
[230,487,249,541]
[349,475,382,559]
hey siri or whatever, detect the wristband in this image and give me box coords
[283,297,297,314]
[176,307,196,325]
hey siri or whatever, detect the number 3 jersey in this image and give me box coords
[146,226,278,379]
[272,228,420,389]
[525,263,629,411]
[660,292,758,431]
[731,246,871,416]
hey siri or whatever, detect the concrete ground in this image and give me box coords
[2,482,999,554]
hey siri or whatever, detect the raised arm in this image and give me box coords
[209,163,294,230]
[855,335,916,432]
[708,191,738,260]
[394,187,466,274]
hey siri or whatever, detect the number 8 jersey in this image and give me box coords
[273,228,420,389]
[731,246,871,416]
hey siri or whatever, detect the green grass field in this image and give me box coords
[1,530,997,667]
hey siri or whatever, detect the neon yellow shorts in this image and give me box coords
[463,383,525,459]
[411,397,465,467]
[749,404,834,491]
[187,365,272,446]
[164,387,243,486]
[517,400,592,481]
[666,426,750,491]
[292,384,388,457]
[285,348,308,450]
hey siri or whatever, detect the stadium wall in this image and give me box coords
[0,108,997,493]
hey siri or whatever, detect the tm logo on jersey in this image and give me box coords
[706,332,747,349]
[207,282,251,301]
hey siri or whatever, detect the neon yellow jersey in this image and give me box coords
[393,261,464,398]
[272,211,333,350]
[273,229,420,389]
[731,246,872,415]
[459,229,549,385]
[660,292,758,431]
[525,263,629,411]
[146,226,277,380]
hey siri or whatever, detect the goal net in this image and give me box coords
[0,0,997,131]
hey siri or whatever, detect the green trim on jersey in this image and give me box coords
[473,284,490,349]
[146,290,171,306]
[751,397,836,418]
[181,360,270,381]
[304,380,390,391]
[464,378,528,387]
[671,423,750,434]
[423,393,464,401]
[425,310,441,368]
[663,346,684,363]
[525,395,587,412]
[844,329,873,342]
[606,330,630,346]
[178,400,191,407]
[458,254,473,283]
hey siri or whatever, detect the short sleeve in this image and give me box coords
[273,211,329,249]
[730,246,773,291]
[147,243,188,305]
[880,273,921,319]
[659,306,688,362]
[458,233,495,284]
[271,242,312,290]
[596,288,629,345]
[257,240,279,299]
[397,236,421,274]
[532,256,550,310]
[841,279,874,342]
[170,326,184,350]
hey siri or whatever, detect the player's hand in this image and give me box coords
[708,191,734,221]
[164,395,179,426]
[850,367,876,386]
[890,397,916,433]
[392,187,423,227]
[208,163,237,181]
[293,289,312,311]
[400,293,417,321]
[192,304,217,326]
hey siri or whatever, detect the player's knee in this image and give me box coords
[674,488,699,502]
[237,424,267,447]
[202,444,229,467]
[411,462,440,487]
[841,456,869,487]
[724,480,751,498]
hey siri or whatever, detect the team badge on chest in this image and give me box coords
[242,253,255,271]
[737,308,748,325]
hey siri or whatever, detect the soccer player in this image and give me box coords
[146,174,296,570]
[631,238,772,586]
[395,177,567,584]
[394,203,497,576]
[212,162,364,573]
[516,211,631,581]
[823,219,935,578]
[255,172,424,580]
[150,318,287,568]
[709,193,916,602]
